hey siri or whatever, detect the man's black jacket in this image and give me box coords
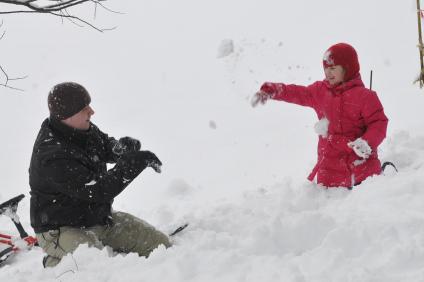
[29,118,137,233]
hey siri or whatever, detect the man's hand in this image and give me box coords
[140,151,162,173]
[119,137,141,152]
[251,91,274,107]
[117,150,162,176]
[112,137,141,156]
[348,138,372,159]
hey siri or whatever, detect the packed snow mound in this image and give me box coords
[1,132,424,282]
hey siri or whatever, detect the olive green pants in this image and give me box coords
[36,211,171,267]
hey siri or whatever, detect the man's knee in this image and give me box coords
[105,211,171,256]
[36,226,104,267]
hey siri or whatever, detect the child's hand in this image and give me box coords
[348,138,372,159]
[251,91,273,107]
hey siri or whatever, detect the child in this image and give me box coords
[252,43,388,188]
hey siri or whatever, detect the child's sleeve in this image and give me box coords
[360,91,388,149]
[260,82,319,108]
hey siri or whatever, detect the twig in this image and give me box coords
[415,0,424,88]
[0,64,26,91]
[91,0,124,15]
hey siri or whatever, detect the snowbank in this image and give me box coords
[1,0,424,281]
[1,131,424,282]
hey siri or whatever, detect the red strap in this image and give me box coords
[23,236,38,246]
[0,239,13,246]
[0,233,12,239]
[308,163,319,181]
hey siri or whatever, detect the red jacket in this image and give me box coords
[261,75,388,187]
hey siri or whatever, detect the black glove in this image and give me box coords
[112,137,141,156]
[117,150,162,179]
[141,151,162,173]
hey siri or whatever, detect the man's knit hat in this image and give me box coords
[48,82,91,120]
[323,43,360,82]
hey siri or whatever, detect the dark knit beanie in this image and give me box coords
[48,82,91,120]
[322,43,360,82]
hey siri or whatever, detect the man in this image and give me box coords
[29,82,171,267]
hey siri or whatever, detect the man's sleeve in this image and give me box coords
[42,154,133,203]
[93,124,120,163]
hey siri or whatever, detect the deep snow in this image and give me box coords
[1,0,424,281]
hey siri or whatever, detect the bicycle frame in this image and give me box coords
[0,194,38,265]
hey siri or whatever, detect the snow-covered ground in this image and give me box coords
[1,0,424,281]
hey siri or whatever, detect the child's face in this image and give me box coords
[324,65,345,85]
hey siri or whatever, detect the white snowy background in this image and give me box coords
[1,0,424,281]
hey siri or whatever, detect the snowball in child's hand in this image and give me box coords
[348,138,372,159]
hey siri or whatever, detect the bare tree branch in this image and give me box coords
[0,19,5,40]
[0,0,120,34]
[92,1,123,15]
[0,0,119,90]
[94,1,97,19]
[0,63,26,91]
[0,0,118,27]
[1,0,96,13]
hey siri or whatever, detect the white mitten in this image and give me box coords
[348,138,372,159]
[314,118,329,138]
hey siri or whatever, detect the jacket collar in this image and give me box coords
[47,117,93,149]
[323,73,365,95]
